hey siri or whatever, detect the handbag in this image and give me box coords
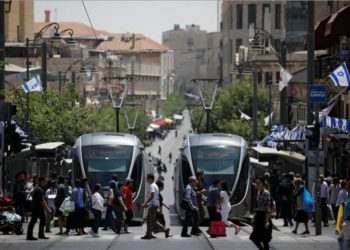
[301,188,315,212]
[63,200,75,214]
[208,221,226,237]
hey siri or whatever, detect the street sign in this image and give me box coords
[308,85,327,104]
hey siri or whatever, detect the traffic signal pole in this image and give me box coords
[306,0,321,236]
[0,1,5,101]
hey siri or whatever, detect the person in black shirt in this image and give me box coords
[13,171,27,222]
[27,177,51,241]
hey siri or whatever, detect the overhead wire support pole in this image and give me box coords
[0,1,5,101]
[26,38,30,137]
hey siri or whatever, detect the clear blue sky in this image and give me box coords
[34,0,218,42]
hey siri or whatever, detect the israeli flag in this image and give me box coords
[329,62,350,88]
[22,75,42,93]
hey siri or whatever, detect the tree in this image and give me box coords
[191,79,271,144]
[159,94,185,117]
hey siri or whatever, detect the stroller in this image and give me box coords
[0,197,23,235]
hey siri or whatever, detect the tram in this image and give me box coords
[72,132,153,224]
[174,133,250,220]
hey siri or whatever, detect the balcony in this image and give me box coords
[315,50,350,79]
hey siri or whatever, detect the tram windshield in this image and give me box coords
[82,145,133,185]
[191,145,241,189]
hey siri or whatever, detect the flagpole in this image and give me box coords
[25,38,30,138]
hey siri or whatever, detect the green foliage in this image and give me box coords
[192,79,270,144]
[160,94,185,117]
[6,86,151,145]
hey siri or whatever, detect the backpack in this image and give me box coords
[301,188,315,212]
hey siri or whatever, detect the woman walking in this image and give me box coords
[292,178,310,235]
[250,177,272,250]
[71,179,86,235]
[90,184,104,237]
[220,181,240,235]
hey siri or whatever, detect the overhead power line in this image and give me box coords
[81,0,97,39]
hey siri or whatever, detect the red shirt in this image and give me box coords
[122,186,133,210]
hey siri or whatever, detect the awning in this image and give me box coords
[164,118,173,123]
[152,119,167,127]
[146,127,154,132]
[325,5,350,36]
[149,123,160,129]
[251,147,305,163]
[5,64,41,73]
[312,14,338,50]
[173,114,183,120]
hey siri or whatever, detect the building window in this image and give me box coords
[235,39,243,53]
[262,4,271,30]
[236,4,243,29]
[229,39,233,64]
[275,4,281,30]
[257,72,263,84]
[265,72,273,85]
[248,4,257,29]
[276,71,280,84]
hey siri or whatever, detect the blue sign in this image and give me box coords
[308,85,327,104]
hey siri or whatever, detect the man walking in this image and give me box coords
[13,171,27,222]
[312,175,329,227]
[27,177,51,240]
[141,173,170,239]
[181,176,200,237]
[122,178,134,233]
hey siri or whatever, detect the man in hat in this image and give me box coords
[122,178,134,233]
[13,171,27,221]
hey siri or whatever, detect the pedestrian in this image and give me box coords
[113,182,128,234]
[249,176,272,250]
[71,179,86,235]
[158,146,162,155]
[207,179,222,223]
[55,176,67,235]
[45,179,57,233]
[292,178,310,235]
[24,174,37,223]
[196,171,207,224]
[330,177,341,221]
[220,181,240,234]
[89,184,104,237]
[13,171,27,222]
[278,173,294,227]
[122,179,134,233]
[168,152,172,163]
[181,176,200,237]
[336,180,348,224]
[141,173,170,239]
[312,175,329,227]
[26,177,51,240]
[103,180,117,231]
[156,180,169,229]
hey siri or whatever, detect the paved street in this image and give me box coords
[0,110,340,249]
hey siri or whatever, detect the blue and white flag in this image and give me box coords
[329,62,350,88]
[22,75,42,93]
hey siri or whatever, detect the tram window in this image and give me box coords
[130,154,142,195]
[181,156,192,189]
[231,155,250,205]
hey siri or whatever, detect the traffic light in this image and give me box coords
[4,123,25,154]
[306,122,320,149]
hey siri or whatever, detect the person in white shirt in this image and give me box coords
[45,179,57,233]
[90,184,105,237]
[312,175,329,227]
[141,173,170,240]
[220,181,240,234]
[336,180,349,207]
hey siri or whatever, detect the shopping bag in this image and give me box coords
[336,204,344,233]
[327,204,334,220]
[301,188,315,212]
[64,201,75,213]
[208,221,226,237]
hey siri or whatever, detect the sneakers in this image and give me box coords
[181,233,191,237]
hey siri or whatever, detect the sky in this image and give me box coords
[34,0,219,43]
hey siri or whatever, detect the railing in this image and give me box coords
[315,51,350,79]
[290,102,307,126]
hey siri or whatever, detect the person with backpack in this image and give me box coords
[292,178,310,235]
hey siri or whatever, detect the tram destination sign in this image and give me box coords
[308,85,327,104]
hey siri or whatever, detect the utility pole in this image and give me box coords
[41,41,47,92]
[306,0,321,236]
[280,41,287,126]
[0,1,5,101]
[116,107,120,132]
[58,71,62,95]
[253,70,258,142]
